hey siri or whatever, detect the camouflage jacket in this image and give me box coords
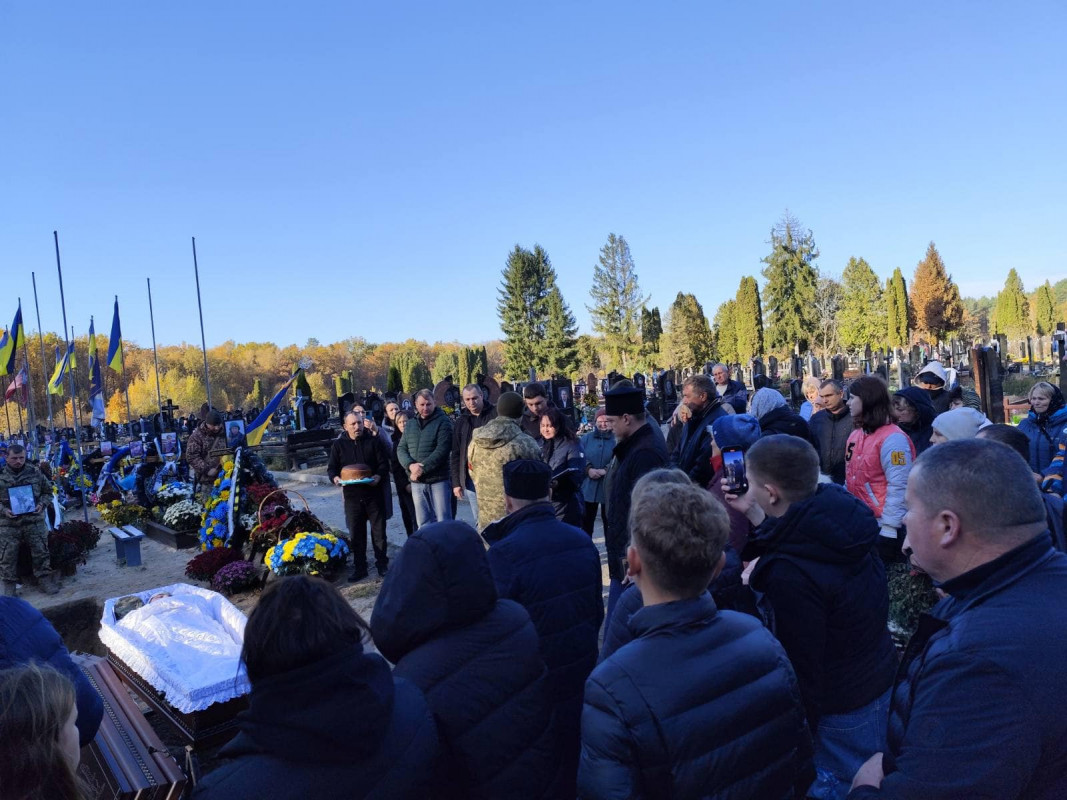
[186,423,227,477]
[0,463,52,524]
[468,417,542,531]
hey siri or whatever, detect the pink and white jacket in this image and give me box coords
[844,424,915,532]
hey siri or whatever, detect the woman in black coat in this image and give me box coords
[370,521,557,800]
[390,411,418,536]
[538,408,586,527]
[193,576,438,800]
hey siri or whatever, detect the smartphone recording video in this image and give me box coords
[722,447,748,494]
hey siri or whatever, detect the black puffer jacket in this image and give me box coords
[193,644,438,800]
[669,399,730,485]
[746,483,897,730]
[758,405,815,445]
[370,522,557,800]
[449,405,496,490]
[893,386,936,456]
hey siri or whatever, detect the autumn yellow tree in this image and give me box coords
[910,242,964,344]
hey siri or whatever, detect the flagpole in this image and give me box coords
[32,272,56,438]
[113,295,134,434]
[192,237,212,408]
[2,378,11,436]
[17,299,37,442]
[53,231,90,523]
[147,278,163,416]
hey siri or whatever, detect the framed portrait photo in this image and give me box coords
[7,485,36,516]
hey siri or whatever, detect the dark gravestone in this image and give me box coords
[910,346,922,368]
[831,356,845,383]
[768,356,778,380]
[808,355,821,378]
[633,373,646,393]
[659,370,678,404]
[788,379,804,410]
[553,379,574,412]
[750,358,765,380]
[791,356,803,380]
[875,363,889,383]
[972,346,1005,423]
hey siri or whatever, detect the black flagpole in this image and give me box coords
[54,231,90,523]
[147,278,163,416]
[192,237,212,408]
[32,272,55,438]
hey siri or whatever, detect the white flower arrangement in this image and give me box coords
[240,513,258,532]
[156,482,193,506]
[163,499,207,530]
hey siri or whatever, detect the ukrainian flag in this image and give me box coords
[245,371,300,446]
[48,344,70,396]
[88,318,103,399]
[0,330,10,377]
[2,304,24,376]
[106,298,123,373]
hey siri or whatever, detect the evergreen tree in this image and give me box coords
[761,214,819,353]
[588,233,648,371]
[497,244,553,378]
[456,345,490,389]
[543,286,580,377]
[639,306,663,362]
[387,366,402,393]
[734,276,765,362]
[390,349,431,394]
[713,299,739,365]
[576,335,603,374]
[661,292,713,371]
[885,268,912,348]
[431,350,459,385]
[1034,280,1057,337]
[910,242,964,344]
[838,257,887,353]
[993,269,1030,339]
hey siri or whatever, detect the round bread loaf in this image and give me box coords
[341,463,373,481]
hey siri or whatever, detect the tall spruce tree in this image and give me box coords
[910,242,964,344]
[734,276,765,362]
[713,299,739,365]
[543,286,580,377]
[993,269,1030,339]
[639,306,663,366]
[662,292,713,371]
[497,244,554,378]
[1034,280,1057,337]
[431,350,459,385]
[761,214,819,352]
[387,366,402,393]
[390,348,431,393]
[588,233,648,371]
[839,257,887,353]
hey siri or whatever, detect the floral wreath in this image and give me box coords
[198,453,238,550]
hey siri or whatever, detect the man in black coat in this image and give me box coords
[603,385,669,621]
[328,410,391,581]
[482,460,603,798]
[669,374,730,486]
[851,440,1067,798]
[450,384,496,526]
[809,379,853,484]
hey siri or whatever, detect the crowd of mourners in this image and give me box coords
[2,362,1067,799]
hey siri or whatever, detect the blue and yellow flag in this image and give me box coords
[48,345,70,396]
[0,330,10,377]
[245,371,300,446]
[88,318,103,399]
[106,298,123,373]
[1,304,23,376]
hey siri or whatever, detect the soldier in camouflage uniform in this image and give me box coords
[468,392,542,532]
[0,444,58,596]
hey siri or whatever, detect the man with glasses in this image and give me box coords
[809,380,852,484]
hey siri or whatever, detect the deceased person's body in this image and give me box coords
[100,583,250,713]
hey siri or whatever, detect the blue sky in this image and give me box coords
[2,2,1065,348]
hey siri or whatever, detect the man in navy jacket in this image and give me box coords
[580,470,813,799]
[0,597,103,746]
[850,439,1067,798]
[483,459,603,797]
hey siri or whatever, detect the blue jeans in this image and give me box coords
[466,489,479,528]
[809,687,891,800]
[411,481,453,529]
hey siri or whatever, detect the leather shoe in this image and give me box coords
[376,564,388,578]
[349,567,368,582]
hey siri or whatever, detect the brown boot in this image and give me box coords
[1,581,16,597]
[39,573,61,596]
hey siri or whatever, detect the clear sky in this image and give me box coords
[2,2,1065,349]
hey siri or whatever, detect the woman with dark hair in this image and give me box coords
[844,376,915,564]
[193,576,438,799]
[391,410,418,536]
[538,407,586,526]
[0,662,87,800]
[579,408,613,537]
[1017,381,1067,474]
